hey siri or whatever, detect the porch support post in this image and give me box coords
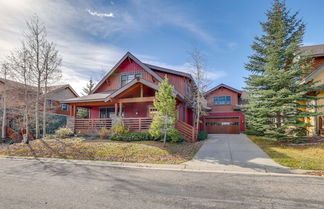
[73,104,77,117]
[69,104,72,116]
[140,84,143,97]
[115,103,118,116]
[119,102,123,117]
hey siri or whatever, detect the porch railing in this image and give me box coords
[74,118,152,133]
[74,117,196,142]
[123,118,152,131]
[75,118,113,133]
[175,120,197,142]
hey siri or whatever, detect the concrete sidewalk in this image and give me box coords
[184,134,291,173]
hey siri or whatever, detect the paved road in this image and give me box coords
[0,158,323,209]
[185,134,290,173]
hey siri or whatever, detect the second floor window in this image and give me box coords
[214,96,231,105]
[121,73,141,87]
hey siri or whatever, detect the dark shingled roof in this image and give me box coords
[300,44,324,57]
[144,63,193,79]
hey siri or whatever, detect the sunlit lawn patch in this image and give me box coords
[0,138,203,164]
[248,135,324,170]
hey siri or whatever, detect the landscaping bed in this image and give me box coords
[0,138,203,164]
[248,135,324,170]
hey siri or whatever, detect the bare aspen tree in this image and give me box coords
[42,42,62,137]
[10,43,33,143]
[189,48,209,132]
[0,62,10,140]
[25,15,47,139]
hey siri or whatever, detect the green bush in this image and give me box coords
[110,132,155,141]
[55,128,74,138]
[109,132,184,143]
[244,129,264,136]
[197,131,208,141]
[97,127,110,139]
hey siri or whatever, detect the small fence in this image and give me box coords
[175,120,197,142]
[75,117,196,141]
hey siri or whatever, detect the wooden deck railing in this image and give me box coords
[123,118,152,131]
[75,117,197,142]
[175,120,197,142]
[74,118,152,133]
[75,118,113,133]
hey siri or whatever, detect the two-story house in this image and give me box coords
[202,84,246,134]
[63,52,197,141]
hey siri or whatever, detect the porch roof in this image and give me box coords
[62,78,185,104]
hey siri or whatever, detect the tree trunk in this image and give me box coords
[1,92,6,140]
[42,80,47,138]
[22,81,29,144]
[1,73,7,140]
[35,79,40,138]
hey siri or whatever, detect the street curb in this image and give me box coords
[0,155,321,178]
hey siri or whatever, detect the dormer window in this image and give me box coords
[121,73,141,87]
[214,96,231,105]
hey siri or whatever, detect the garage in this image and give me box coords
[205,117,240,134]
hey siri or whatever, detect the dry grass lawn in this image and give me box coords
[248,136,324,170]
[0,138,203,164]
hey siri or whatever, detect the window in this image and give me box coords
[213,96,231,105]
[121,73,141,87]
[100,107,120,118]
[61,104,68,111]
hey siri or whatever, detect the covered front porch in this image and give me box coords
[63,78,197,141]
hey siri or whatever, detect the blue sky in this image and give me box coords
[0,0,323,93]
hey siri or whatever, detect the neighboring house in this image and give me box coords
[202,84,246,134]
[300,44,324,136]
[45,84,79,115]
[0,78,78,116]
[63,52,197,141]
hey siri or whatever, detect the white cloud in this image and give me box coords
[87,9,114,18]
[0,0,227,94]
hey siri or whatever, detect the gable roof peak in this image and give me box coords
[205,83,242,95]
[92,52,163,93]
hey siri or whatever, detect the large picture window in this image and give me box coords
[121,73,141,87]
[213,96,231,105]
[100,107,116,118]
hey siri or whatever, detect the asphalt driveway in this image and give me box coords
[185,134,290,173]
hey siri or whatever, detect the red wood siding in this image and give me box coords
[154,71,187,97]
[206,87,239,112]
[94,59,157,93]
[124,102,152,117]
[90,107,100,118]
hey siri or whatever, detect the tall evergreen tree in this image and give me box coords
[244,0,324,138]
[82,78,95,96]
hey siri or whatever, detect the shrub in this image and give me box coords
[197,131,208,141]
[111,118,130,135]
[97,127,110,139]
[110,132,154,141]
[156,129,184,143]
[55,127,74,138]
[244,129,264,136]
